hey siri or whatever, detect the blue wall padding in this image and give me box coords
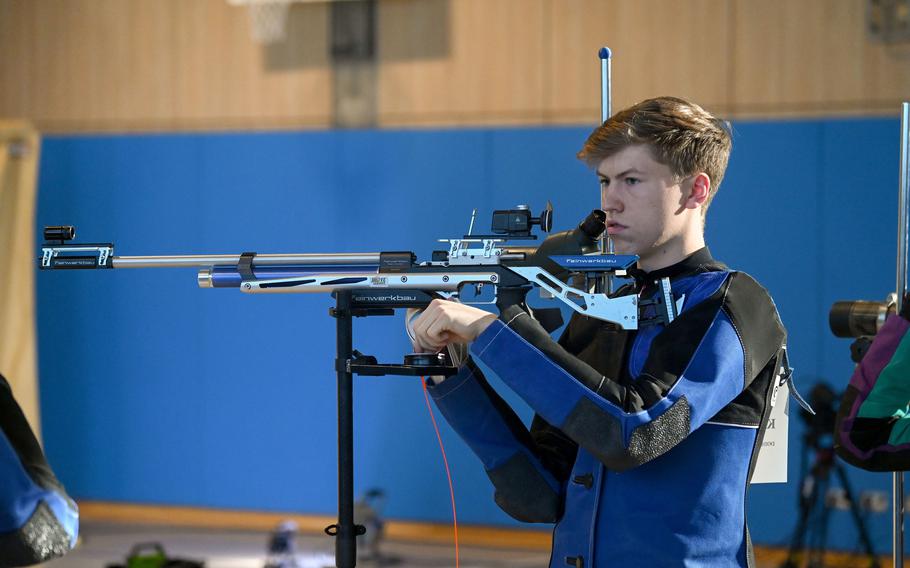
[35,119,901,551]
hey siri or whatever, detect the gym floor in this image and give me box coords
[46,520,891,568]
[49,521,549,568]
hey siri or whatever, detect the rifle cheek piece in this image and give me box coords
[525,209,606,281]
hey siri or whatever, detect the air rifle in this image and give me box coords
[40,205,642,339]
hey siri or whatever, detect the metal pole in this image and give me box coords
[598,46,615,294]
[334,290,358,568]
[894,101,910,568]
[600,46,612,123]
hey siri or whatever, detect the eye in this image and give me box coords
[625,177,641,186]
[599,178,609,187]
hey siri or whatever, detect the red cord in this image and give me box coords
[421,377,460,568]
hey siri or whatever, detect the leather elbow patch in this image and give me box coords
[486,452,560,523]
[562,396,691,471]
[0,501,73,568]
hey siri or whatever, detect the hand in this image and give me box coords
[409,299,497,352]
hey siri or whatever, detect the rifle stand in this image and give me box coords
[327,289,457,568]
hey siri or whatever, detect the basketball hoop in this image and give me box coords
[228,0,360,45]
[228,0,296,44]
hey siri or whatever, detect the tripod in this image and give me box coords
[781,431,880,568]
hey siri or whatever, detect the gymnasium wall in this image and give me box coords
[2,0,910,132]
[4,0,910,556]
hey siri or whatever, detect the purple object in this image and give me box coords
[835,314,910,466]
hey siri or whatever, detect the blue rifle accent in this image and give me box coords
[549,255,638,271]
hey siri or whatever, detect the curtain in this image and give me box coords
[0,121,41,439]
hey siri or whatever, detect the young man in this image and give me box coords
[410,97,787,567]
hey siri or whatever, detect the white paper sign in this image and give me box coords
[751,380,790,484]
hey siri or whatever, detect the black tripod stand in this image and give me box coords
[781,384,879,568]
[327,289,457,568]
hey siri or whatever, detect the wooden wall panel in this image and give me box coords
[171,1,330,128]
[1,0,909,132]
[0,0,332,131]
[0,2,34,117]
[732,0,910,116]
[26,1,175,126]
[543,0,732,124]
[377,0,547,126]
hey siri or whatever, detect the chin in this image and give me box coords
[609,241,638,256]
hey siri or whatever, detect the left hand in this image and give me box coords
[409,299,497,352]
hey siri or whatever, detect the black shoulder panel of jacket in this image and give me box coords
[720,272,787,388]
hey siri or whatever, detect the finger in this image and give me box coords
[412,306,446,346]
[425,315,459,347]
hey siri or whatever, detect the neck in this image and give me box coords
[637,230,706,273]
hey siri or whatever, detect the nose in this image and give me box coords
[600,181,622,214]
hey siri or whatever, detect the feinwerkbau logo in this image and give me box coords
[561,257,619,265]
[356,294,419,302]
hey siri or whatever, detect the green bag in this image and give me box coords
[106,542,204,568]
[125,543,167,568]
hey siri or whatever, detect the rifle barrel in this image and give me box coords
[111,253,382,269]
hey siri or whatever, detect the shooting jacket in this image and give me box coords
[429,248,787,568]
[0,373,78,567]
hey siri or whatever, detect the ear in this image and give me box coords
[683,173,711,210]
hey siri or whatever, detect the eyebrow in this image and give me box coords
[597,168,645,180]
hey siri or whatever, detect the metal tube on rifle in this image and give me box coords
[112,252,381,269]
[894,101,910,568]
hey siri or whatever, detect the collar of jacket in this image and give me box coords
[627,246,723,288]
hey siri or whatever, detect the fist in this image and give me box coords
[409,299,498,352]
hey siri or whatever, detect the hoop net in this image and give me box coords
[229,0,295,44]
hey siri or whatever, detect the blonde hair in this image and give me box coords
[578,96,732,212]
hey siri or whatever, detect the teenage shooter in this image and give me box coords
[409,97,788,568]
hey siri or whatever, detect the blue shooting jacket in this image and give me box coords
[430,249,786,568]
